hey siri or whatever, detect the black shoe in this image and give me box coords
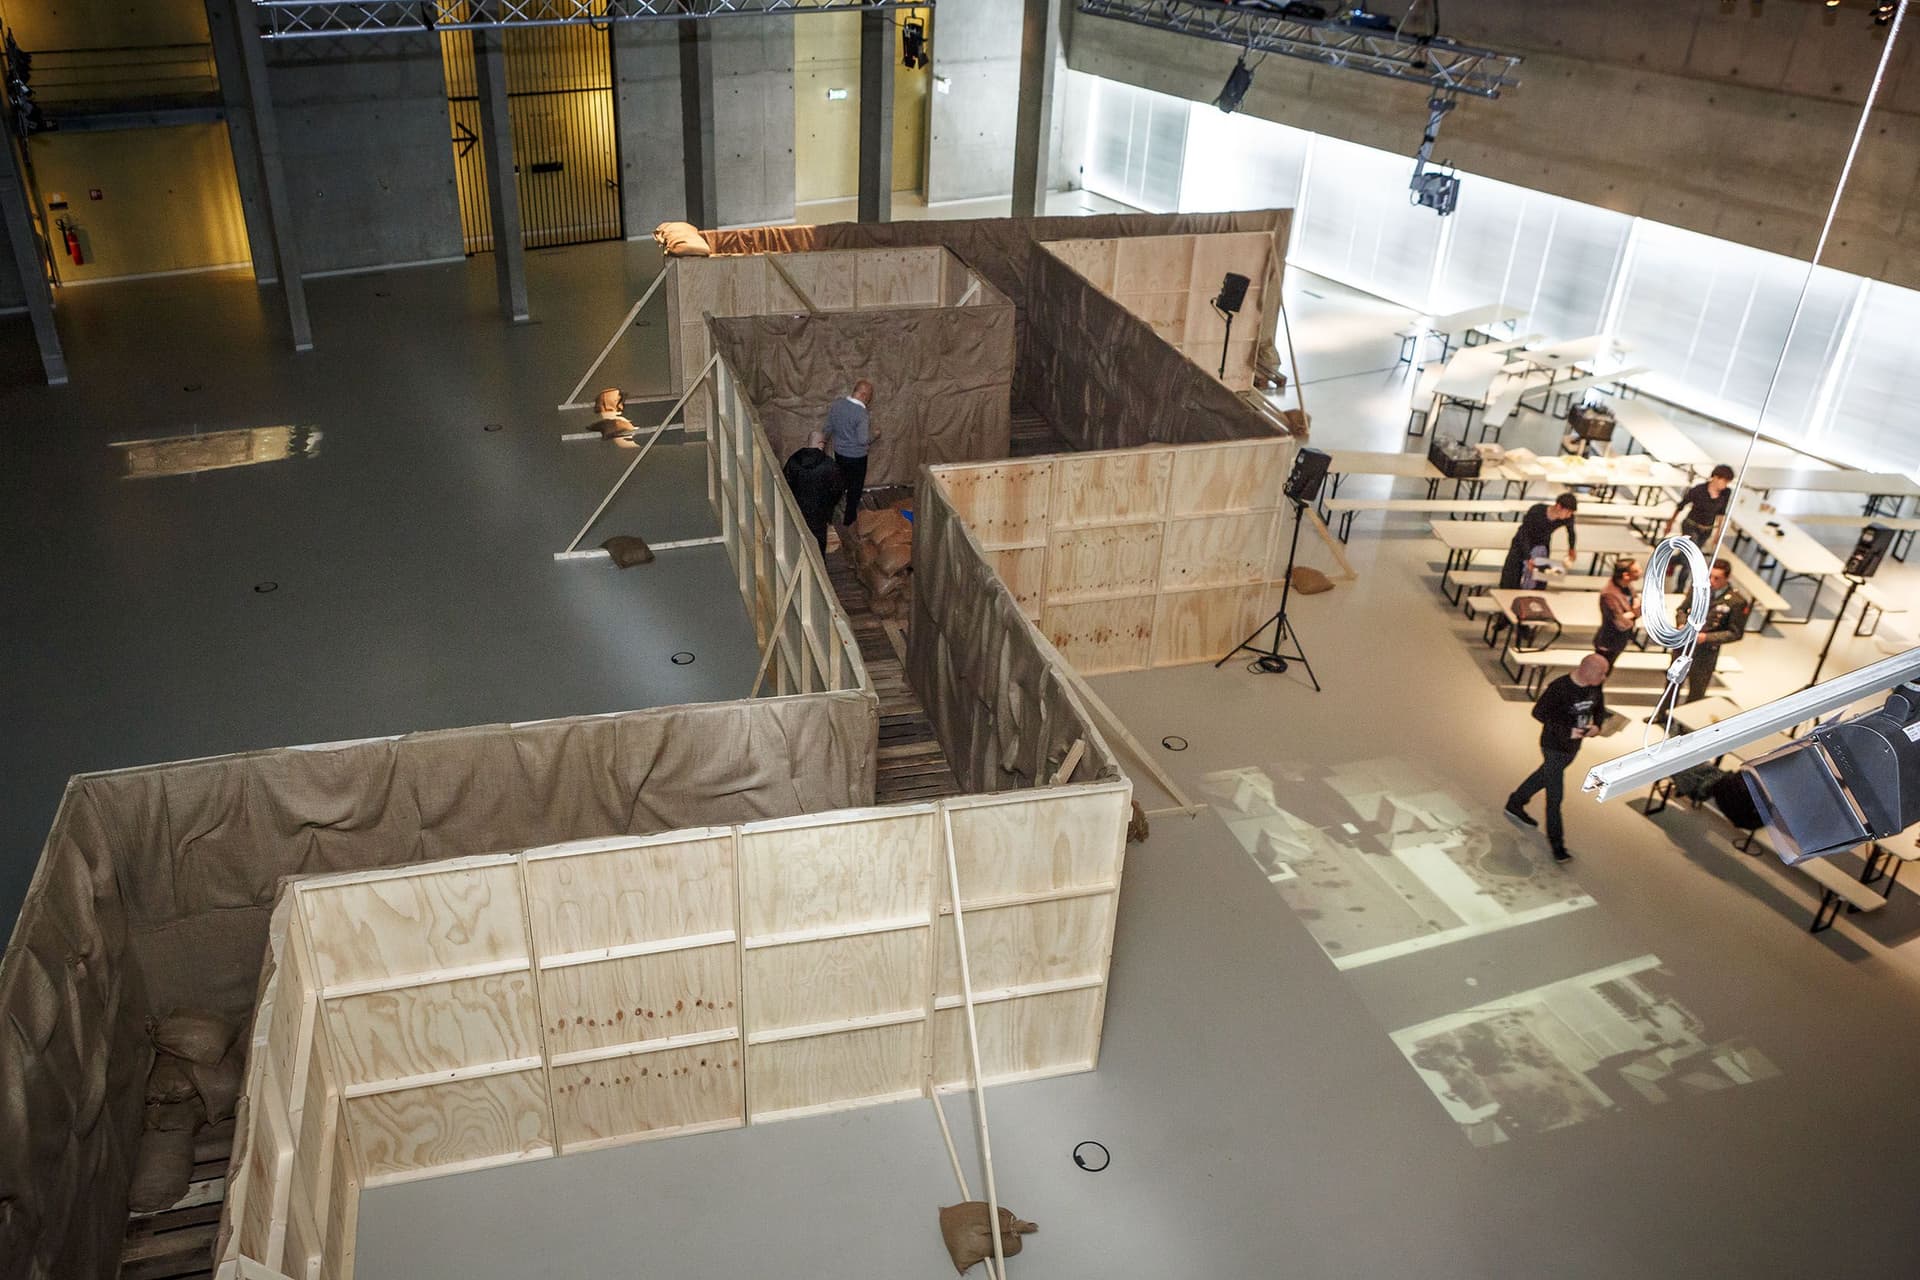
[1503,802,1537,829]
[1552,847,1571,862]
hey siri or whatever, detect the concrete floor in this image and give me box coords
[350,270,1920,1277]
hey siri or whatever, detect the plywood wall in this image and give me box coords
[1043,232,1276,390]
[932,437,1298,675]
[219,784,1129,1269]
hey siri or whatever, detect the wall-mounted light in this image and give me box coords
[826,87,848,100]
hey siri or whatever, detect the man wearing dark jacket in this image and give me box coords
[1500,492,1580,589]
[783,430,841,555]
[1505,652,1610,862]
[1654,558,1752,715]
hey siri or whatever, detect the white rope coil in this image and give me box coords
[1642,536,1710,649]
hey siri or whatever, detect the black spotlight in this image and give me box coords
[1743,682,1920,865]
[901,19,928,69]
[1214,55,1252,114]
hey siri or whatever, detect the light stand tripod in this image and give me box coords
[1215,303,1235,380]
[1806,574,1866,690]
[1216,496,1321,691]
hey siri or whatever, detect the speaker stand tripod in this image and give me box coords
[1216,497,1321,692]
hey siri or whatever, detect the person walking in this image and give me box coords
[1666,463,1736,550]
[1505,653,1611,862]
[1499,493,1580,590]
[1653,558,1752,716]
[825,379,875,528]
[1593,557,1642,669]
[783,430,840,556]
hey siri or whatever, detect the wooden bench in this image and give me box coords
[1505,647,1741,697]
[1798,854,1888,933]
[1718,556,1793,631]
[1855,582,1909,637]
[1441,566,1613,607]
[1324,496,1510,541]
[1789,512,1920,561]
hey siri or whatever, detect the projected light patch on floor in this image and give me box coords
[1200,757,1596,970]
[1390,956,1781,1148]
[111,425,320,479]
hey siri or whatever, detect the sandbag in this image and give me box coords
[938,1203,1037,1274]
[151,1009,233,1065]
[653,221,712,257]
[854,508,911,546]
[1128,800,1150,845]
[872,540,912,578]
[1290,565,1334,595]
[601,535,656,568]
[145,1054,198,1105]
[190,1038,246,1124]
[145,1099,204,1133]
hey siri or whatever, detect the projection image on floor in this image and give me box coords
[112,425,321,480]
[1389,955,1780,1148]
[1200,757,1596,970]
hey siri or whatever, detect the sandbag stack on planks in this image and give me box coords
[848,506,914,621]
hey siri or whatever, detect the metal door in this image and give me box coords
[441,19,621,253]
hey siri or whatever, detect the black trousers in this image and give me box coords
[836,455,869,526]
[804,509,830,556]
[1510,747,1578,855]
[1499,543,1528,590]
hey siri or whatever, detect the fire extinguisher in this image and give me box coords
[56,216,83,266]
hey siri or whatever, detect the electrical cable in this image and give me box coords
[1640,0,1908,755]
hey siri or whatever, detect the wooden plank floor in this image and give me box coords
[120,1120,233,1280]
[1010,402,1075,458]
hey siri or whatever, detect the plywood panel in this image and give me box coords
[324,971,542,1088]
[946,789,1127,903]
[745,927,927,1032]
[1052,451,1173,526]
[935,895,1113,998]
[937,460,1052,548]
[266,951,311,1101]
[1151,584,1264,668]
[302,863,526,989]
[747,1023,921,1118]
[932,987,1103,1089]
[237,1082,292,1266]
[321,1114,358,1280]
[1041,596,1154,675]
[1047,237,1117,292]
[1119,290,1189,345]
[292,1016,333,1196]
[778,253,855,310]
[1168,440,1289,514]
[349,1069,551,1182]
[523,833,735,957]
[987,546,1047,618]
[282,1192,323,1280]
[539,945,738,1058]
[552,1040,743,1149]
[1114,234,1193,295]
[737,809,934,939]
[1045,522,1162,601]
[1157,512,1277,591]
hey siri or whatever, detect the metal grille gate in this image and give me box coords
[441,17,621,253]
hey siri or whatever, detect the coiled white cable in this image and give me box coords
[1641,537,1709,648]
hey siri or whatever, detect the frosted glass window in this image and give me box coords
[1613,221,1857,437]
[1083,79,1189,214]
[1434,175,1630,340]
[1818,281,1920,474]
[1291,135,1444,309]
[1178,109,1309,213]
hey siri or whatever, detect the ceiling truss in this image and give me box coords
[251,0,931,41]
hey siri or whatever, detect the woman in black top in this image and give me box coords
[1667,463,1735,548]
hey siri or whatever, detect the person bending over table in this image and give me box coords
[1593,557,1641,669]
[1498,492,1581,590]
[1506,652,1611,863]
[1666,463,1735,550]
[1653,558,1751,717]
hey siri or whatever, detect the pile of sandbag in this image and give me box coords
[132,1009,245,1213]
[848,506,914,620]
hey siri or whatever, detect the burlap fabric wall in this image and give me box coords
[708,307,1014,487]
[0,693,875,1280]
[910,475,1119,794]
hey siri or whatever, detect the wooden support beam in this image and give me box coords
[557,265,670,410]
[562,353,719,554]
[939,809,1009,1280]
[747,567,806,698]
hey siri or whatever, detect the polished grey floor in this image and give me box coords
[0,244,759,942]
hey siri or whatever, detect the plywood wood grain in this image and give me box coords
[932,986,1103,1089]
[324,971,542,1089]
[1150,584,1264,668]
[348,1069,551,1183]
[937,460,1052,548]
[1042,596,1154,675]
[854,248,943,307]
[1168,440,1289,514]
[236,1082,292,1268]
[321,1112,358,1280]
[945,790,1127,902]
[935,896,1113,998]
[539,945,738,1058]
[1157,512,1278,592]
[1052,451,1173,526]
[302,863,527,990]
[744,927,927,1033]
[987,546,1047,619]
[747,1022,922,1118]
[552,1040,743,1149]
[523,833,736,957]
[737,810,934,940]
[1114,235,1193,296]
[1045,521,1163,601]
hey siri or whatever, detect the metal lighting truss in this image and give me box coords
[1582,646,1920,801]
[1074,0,1521,99]
[252,0,931,40]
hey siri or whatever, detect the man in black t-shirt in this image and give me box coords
[1504,653,1610,861]
[1499,492,1580,591]
[1666,463,1735,549]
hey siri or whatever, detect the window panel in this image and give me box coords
[1082,78,1189,214]
[1178,108,1309,213]
[1819,281,1920,474]
[1291,135,1444,309]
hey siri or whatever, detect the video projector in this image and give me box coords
[1743,681,1920,865]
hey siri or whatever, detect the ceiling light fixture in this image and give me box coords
[1213,53,1253,113]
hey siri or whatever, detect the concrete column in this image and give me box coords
[230,4,312,351]
[0,136,66,385]
[473,28,530,323]
[1011,0,1060,218]
[857,11,894,222]
[678,23,718,227]
[202,0,277,284]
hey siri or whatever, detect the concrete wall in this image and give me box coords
[1067,0,1920,288]
[266,36,464,275]
[712,18,796,226]
[613,24,689,237]
[928,0,1080,205]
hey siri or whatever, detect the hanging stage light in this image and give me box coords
[901,18,928,70]
[1214,55,1253,114]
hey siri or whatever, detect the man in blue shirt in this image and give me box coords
[825,379,875,528]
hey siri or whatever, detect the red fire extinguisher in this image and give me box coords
[57,217,83,266]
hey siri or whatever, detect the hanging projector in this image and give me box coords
[1409,93,1460,215]
[1742,681,1920,865]
[1214,54,1253,113]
